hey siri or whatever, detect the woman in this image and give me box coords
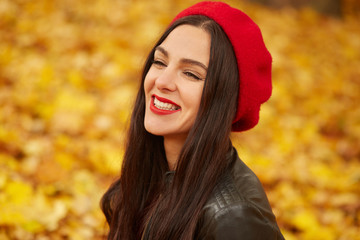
[101,1,284,239]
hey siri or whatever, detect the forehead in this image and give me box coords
[157,24,211,66]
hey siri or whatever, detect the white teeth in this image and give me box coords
[154,97,180,111]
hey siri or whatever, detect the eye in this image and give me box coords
[152,59,167,68]
[183,71,204,81]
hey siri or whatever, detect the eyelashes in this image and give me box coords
[183,71,203,81]
[152,60,166,68]
[151,59,205,81]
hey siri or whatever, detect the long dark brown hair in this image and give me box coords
[101,15,239,240]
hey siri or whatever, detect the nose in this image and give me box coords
[155,67,177,92]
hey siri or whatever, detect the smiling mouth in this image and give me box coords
[153,96,181,111]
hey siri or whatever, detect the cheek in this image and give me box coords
[192,84,204,104]
[181,83,204,113]
[144,67,160,94]
[193,86,204,114]
[143,75,153,96]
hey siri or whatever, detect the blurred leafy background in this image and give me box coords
[0,0,359,239]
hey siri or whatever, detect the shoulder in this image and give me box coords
[196,149,284,240]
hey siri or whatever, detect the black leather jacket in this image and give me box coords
[143,148,285,239]
[195,148,284,239]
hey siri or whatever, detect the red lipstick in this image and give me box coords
[153,95,180,106]
[150,95,181,115]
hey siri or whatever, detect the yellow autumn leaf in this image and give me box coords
[0,0,359,239]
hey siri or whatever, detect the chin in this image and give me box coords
[144,122,165,136]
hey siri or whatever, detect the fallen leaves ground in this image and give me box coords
[0,0,359,239]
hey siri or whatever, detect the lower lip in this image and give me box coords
[150,97,181,115]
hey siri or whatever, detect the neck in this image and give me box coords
[163,135,187,171]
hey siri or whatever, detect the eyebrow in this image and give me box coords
[155,46,208,71]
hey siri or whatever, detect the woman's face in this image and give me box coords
[144,24,211,141]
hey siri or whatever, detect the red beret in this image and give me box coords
[172,1,272,132]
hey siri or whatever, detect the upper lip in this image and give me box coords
[153,94,180,107]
